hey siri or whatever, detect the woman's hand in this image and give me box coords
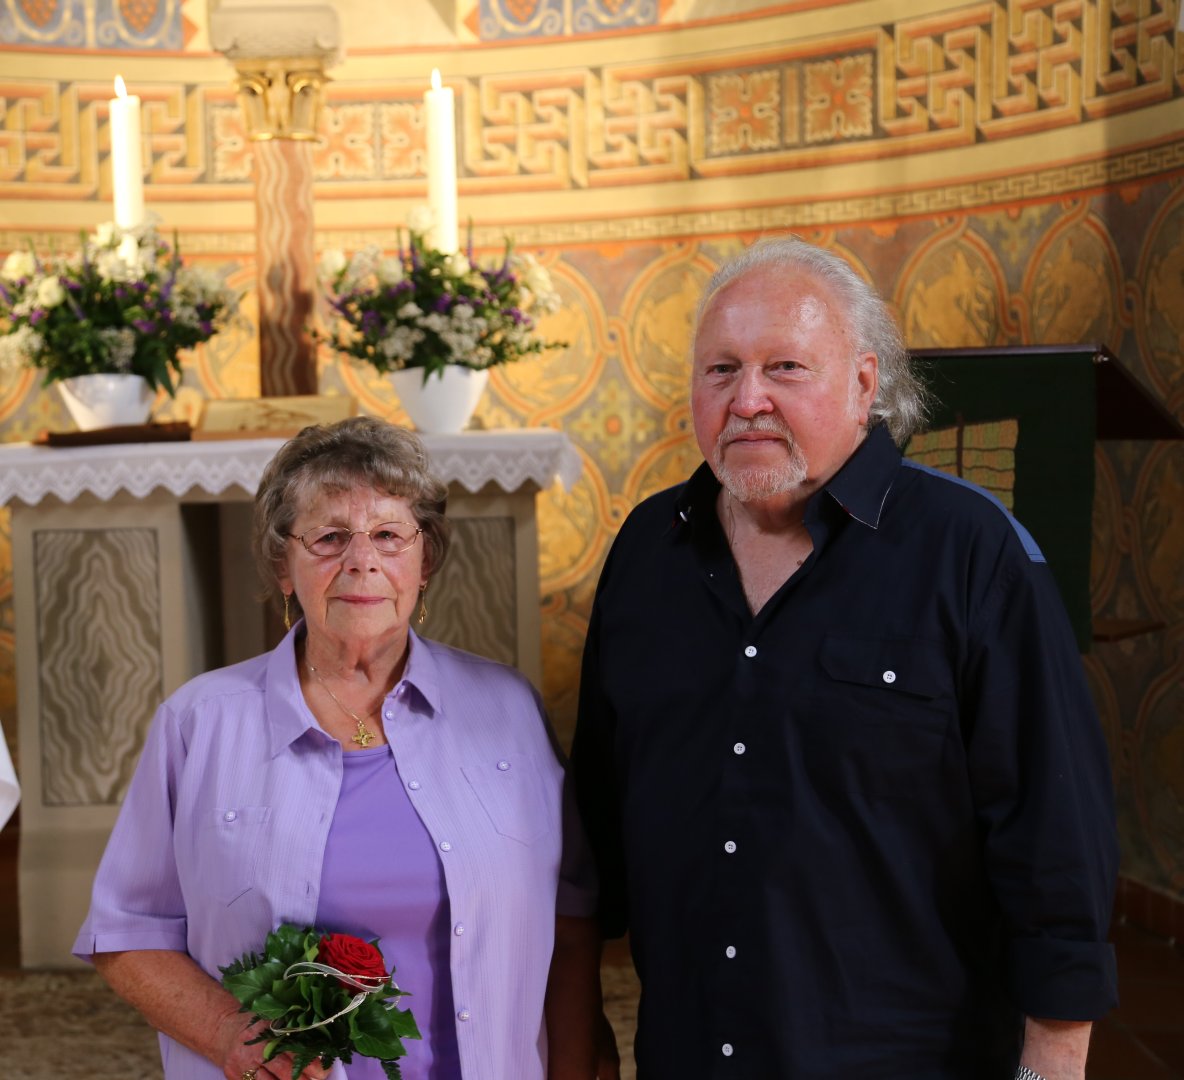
[93,950,330,1080]
[216,1015,330,1080]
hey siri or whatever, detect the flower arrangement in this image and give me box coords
[318,213,564,383]
[0,221,241,394]
[220,923,420,1080]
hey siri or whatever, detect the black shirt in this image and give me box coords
[572,425,1118,1080]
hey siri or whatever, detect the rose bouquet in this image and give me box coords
[219,923,420,1080]
[0,221,241,394]
[317,214,564,383]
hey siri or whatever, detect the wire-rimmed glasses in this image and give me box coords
[289,521,423,558]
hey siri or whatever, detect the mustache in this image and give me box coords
[717,415,794,444]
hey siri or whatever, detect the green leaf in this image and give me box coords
[249,992,294,1021]
[221,959,287,1007]
[348,998,418,1060]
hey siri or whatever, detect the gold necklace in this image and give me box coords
[306,661,381,748]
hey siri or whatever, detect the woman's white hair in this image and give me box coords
[693,236,927,445]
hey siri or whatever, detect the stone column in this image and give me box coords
[209,2,342,396]
[254,139,317,395]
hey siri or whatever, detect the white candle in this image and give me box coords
[424,69,458,254]
[110,75,145,230]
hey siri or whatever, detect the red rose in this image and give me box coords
[317,932,388,985]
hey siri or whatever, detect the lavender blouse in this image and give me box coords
[73,626,596,1080]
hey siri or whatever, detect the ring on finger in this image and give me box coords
[241,1070,258,1080]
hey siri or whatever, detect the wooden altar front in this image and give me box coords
[0,430,579,967]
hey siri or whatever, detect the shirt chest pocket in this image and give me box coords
[802,635,956,798]
[200,805,273,904]
[461,754,553,846]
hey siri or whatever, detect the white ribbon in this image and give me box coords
[268,961,401,1036]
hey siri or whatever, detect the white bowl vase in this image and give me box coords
[390,366,489,434]
[57,373,154,430]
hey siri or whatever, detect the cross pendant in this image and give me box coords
[352,720,377,748]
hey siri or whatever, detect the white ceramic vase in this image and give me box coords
[57,373,154,430]
[390,365,489,434]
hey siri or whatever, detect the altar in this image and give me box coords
[0,429,579,967]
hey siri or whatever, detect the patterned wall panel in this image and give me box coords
[2,3,1181,201]
[32,527,163,806]
[429,516,517,667]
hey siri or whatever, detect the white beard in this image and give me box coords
[712,415,809,502]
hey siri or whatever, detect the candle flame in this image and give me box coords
[430,68,441,91]
[114,75,127,99]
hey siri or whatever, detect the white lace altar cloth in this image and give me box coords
[0,429,582,507]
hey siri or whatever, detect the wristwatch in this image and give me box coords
[1015,1068,1048,1080]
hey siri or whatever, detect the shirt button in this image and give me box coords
[384,709,394,721]
[457,1009,471,1022]
[882,670,896,684]
[725,945,736,958]
[496,760,511,771]
[733,742,746,755]
[453,923,465,936]
[743,645,757,658]
[439,840,452,852]
[407,780,421,791]
[724,840,737,854]
[722,1043,734,1057]
[222,810,237,822]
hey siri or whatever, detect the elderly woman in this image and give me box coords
[73,417,601,1080]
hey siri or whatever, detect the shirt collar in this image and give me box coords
[264,621,321,758]
[821,424,900,529]
[397,629,444,715]
[263,624,444,758]
[672,423,900,534]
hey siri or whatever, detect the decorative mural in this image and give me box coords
[0,0,195,49]
[1,0,1183,915]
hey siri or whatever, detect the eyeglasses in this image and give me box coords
[289,521,423,558]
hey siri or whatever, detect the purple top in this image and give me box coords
[316,744,460,1079]
[73,627,596,1080]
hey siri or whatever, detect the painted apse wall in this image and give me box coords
[1,1,1182,908]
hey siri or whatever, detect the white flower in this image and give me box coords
[376,257,404,286]
[94,249,135,283]
[92,222,119,248]
[35,275,66,308]
[444,252,471,277]
[397,301,423,320]
[2,250,35,282]
[0,325,42,373]
[377,325,424,362]
[97,327,137,372]
[319,250,347,280]
[407,206,434,235]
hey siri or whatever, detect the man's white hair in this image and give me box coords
[693,236,927,445]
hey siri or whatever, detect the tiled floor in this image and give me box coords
[602,922,1184,1080]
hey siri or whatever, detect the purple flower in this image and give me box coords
[360,310,381,332]
[199,319,213,335]
[133,318,157,334]
[434,294,452,313]
[29,309,45,325]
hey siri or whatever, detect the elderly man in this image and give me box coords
[572,237,1117,1079]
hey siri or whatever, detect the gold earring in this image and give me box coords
[283,592,292,631]
[417,585,428,625]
